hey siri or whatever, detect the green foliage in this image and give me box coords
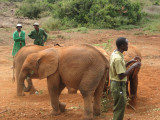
[47,0,60,3]
[42,18,63,31]
[93,40,113,52]
[0,0,9,2]
[48,35,57,40]
[65,27,88,33]
[142,5,160,33]
[101,92,113,112]
[74,27,88,33]
[143,19,160,32]
[15,0,53,19]
[9,0,24,1]
[52,0,144,29]
[42,17,78,31]
[0,0,24,2]
[153,0,160,5]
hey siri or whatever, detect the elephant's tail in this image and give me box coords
[12,59,15,83]
[102,66,109,92]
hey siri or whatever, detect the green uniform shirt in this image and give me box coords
[12,30,25,56]
[109,50,127,82]
[28,28,48,46]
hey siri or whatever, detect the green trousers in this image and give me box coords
[111,81,127,120]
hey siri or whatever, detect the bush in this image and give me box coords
[47,0,60,3]
[142,5,160,33]
[42,18,62,32]
[153,0,160,5]
[15,0,53,19]
[52,0,144,29]
[101,92,113,112]
[9,0,24,2]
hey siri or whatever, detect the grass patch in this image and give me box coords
[57,35,70,40]
[143,19,160,32]
[101,92,113,112]
[65,27,88,33]
[142,5,160,33]
[69,106,81,110]
[41,18,62,32]
[134,32,146,35]
[153,108,160,111]
[48,35,57,41]
[93,39,113,52]
[47,34,70,41]
[117,25,140,30]
[75,27,88,33]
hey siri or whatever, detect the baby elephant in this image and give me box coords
[17,44,109,120]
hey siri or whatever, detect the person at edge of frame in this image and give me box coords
[109,37,141,120]
[28,22,48,46]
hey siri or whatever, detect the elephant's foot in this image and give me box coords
[17,92,25,96]
[130,94,137,100]
[51,103,66,116]
[128,96,137,107]
[59,102,66,112]
[51,110,61,116]
[82,116,93,120]
[83,112,93,120]
[93,109,100,116]
[29,87,38,94]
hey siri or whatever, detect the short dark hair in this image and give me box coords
[116,37,127,48]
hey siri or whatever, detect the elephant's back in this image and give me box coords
[59,44,109,68]
[124,45,141,62]
[58,44,108,88]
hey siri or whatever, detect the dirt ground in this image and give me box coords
[0,29,160,120]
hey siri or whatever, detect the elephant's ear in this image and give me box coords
[37,48,58,79]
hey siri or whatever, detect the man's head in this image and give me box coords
[16,24,22,31]
[33,22,39,30]
[116,37,128,51]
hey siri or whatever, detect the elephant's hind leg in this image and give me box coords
[130,75,138,99]
[59,83,66,112]
[79,72,102,120]
[80,90,94,120]
[93,77,105,116]
[126,80,129,97]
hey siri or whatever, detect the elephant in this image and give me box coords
[13,45,57,94]
[17,44,109,120]
[123,45,141,99]
[13,44,81,95]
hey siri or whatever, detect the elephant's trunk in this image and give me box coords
[24,71,34,92]
[23,77,32,92]
[17,70,33,96]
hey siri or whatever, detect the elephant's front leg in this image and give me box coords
[47,74,66,115]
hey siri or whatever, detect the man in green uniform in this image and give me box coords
[12,24,25,56]
[28,23,48,46]
[109,37,141,120]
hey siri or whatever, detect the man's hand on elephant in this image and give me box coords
[132,56,141,62]
[132,61,141,68]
